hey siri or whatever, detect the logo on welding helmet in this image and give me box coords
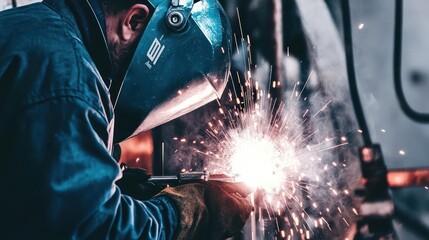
[145,37,165,69]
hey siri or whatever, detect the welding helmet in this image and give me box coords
[113,0,232,143]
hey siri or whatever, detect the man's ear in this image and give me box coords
[121,4,150,42]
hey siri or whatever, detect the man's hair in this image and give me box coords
[100,0,152,14]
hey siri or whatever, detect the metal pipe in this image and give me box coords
[387,169,429,188]
[268,0,284,103]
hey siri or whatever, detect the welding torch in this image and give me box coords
[117,165,238,201]
[120,163,235,186]
[118,163,237,200]
[147,171,235,186]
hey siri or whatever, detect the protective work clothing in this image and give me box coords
[0,0,249,239]
[116,165,164,200]
[156,181,253,240]
[0,0,175,238]
[114,0,232,143]
[117,168,253,240]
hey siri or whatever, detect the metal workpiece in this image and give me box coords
[387,169,429,188]
[355,145,397,240]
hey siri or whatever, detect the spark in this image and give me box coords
[318,142,349,153]
[312,100,332,118]
[342,218,350,227]
[200,83,353,238]
[172,30,356,239]
[358,23,365,29]
[399,150,405,155]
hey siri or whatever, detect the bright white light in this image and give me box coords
[224,118,299,195]
[230,136,284,191]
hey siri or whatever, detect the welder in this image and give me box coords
[0,0,252,239]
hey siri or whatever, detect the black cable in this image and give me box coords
[394,0,429,123]
[392,0,429,237]
[342,1,429,238]
[341,0,373,146]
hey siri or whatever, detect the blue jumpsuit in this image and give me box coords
[0,0,178,238]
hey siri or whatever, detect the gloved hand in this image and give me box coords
[115,166,163,200]
[155,181,253,240]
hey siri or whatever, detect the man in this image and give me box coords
[0,0,252,239]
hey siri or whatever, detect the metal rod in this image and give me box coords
[250,193,256,240]
[268,0,284,106]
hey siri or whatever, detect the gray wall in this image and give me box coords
[351,1,429,239]
[0,0,39,10]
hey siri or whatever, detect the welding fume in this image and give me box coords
[0,0,253,239]
[2,0,429,239]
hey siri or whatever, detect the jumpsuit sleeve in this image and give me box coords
[8,95,178,239]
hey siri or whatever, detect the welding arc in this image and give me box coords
[341,0,373,146]
[394,0,429,123]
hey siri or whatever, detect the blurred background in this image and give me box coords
[2,0,429,239]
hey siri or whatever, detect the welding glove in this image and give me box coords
[156,181,253,240]
[115,166,163,200]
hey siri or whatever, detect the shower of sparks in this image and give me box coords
[170,8,358,239]
[196,71,355,238]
